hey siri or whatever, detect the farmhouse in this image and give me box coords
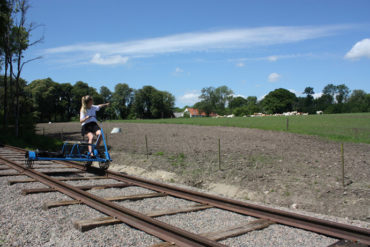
[184,108,217,117]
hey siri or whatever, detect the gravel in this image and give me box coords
[1,151,369,246]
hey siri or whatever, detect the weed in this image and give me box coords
[155,151,164,156]
[284,191,291,196]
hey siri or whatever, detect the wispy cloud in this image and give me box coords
[230,53,314,63]
[90,53,129,65]
[236,62,245,67]
[268,72,281,82]
[44,25,351,65]
[345,38,370,60]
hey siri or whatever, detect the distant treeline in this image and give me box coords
[189,84,370,116]
[1,76,369,127]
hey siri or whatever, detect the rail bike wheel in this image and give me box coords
[84,161,92,169]
[25,159,33,168]
[99,161,110,170]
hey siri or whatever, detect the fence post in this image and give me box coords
[341,143,345,188]
[42,127,45,136]
[145,135,149,159]
[218,138,221,170]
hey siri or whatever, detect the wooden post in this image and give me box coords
[341,143,345,188]
[60,129,63,140]
[145,135,149,159]
[218,138,221,170]
[286,117,289,131]
[42,127,45,136]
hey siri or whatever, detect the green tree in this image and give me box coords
[198,85,233,115]
[336,84,350,104]
[111,83,133,119]
[347,90,369,112]
[261,88,297,114]
[133,85,175,119]
[229,96,247,109]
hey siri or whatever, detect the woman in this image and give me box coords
[80,95,109,157]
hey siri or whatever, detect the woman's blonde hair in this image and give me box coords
[81,95,93,114]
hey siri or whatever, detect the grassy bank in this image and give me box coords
[0,128,63,151]
[111,113,370,144]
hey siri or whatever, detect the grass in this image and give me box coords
[0,128,63,151]
[111,113,370,144]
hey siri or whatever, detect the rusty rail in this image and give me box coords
[3,145,370,245]
[0,153,224,247]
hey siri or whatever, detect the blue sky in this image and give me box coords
[23,0,370,107]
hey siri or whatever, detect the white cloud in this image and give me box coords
[175,67,184,73]
[345,38,370,60]
[90,53,128,65]
[178,91,200,105]
[268,72,281,82]
[267,55,278,62]
[46,25,350,59]
[236,62,245,67]
[312,92,323,99]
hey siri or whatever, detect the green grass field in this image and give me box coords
[112,113,370,144]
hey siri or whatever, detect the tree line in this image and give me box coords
[0,77,176,123]
[189,84,370,116]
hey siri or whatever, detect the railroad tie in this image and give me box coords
[43,192,166,210]
[74,204,213,232]
[8,176,108,185]
[22,183,131,195]
[151,219,274,247]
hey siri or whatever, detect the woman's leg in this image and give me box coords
[87,132,94,155]
[95,129,102,147]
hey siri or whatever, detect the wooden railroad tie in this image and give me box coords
[22,183,131,195]
[151,219,274,247]
[43,192,166,210]
[0,170,85,177]
[8,176,108,185]
[74,204,214,232]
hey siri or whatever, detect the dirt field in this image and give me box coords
[37,122,370,222]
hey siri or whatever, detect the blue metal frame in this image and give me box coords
[27,128,112,163]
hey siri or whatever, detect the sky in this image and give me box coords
[22,0,370,107]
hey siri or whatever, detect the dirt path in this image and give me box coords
[37,122,370,222]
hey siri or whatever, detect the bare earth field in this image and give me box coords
[37,122,370,222]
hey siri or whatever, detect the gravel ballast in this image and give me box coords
[1,155,369,246]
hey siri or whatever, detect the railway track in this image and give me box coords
[0,145,369,247]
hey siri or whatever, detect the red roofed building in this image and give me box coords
[184,108,217,117]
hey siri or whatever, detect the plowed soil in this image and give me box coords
[37,122,370,222]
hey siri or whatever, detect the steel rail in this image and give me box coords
[3,145,370,245]
[0,154,225,247]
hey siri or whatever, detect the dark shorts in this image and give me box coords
[81,122,100,136]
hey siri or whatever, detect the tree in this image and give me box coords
[322,84,337,99]
[10,0,43,136]
[198,85,233,115]
[133,86,175,119]
[336,84,350,104]
[229,96,247,109]
[261,88,297,114]
[347,90,369,112]
[111,83,133,119]
[302,86,315,114]
[303,87,314,96]
[0,0,12,128]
